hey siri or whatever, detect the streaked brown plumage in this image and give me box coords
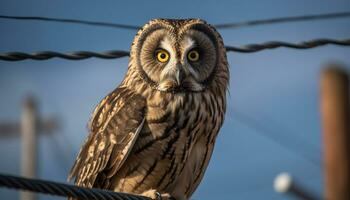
[68,19,229,200]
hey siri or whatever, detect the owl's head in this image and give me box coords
[128,19,229,93]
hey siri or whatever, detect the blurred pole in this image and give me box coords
[20,96,38,200]
[321,66,350,200]
[274,173,320,200]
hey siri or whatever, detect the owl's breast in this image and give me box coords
[112,90,226,196]
[145,93,193,136]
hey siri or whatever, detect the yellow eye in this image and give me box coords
[187,50,200,62]
[156,49,170,63]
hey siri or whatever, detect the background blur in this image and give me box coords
[0,0,350,199]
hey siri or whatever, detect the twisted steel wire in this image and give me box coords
[225,38,350,53]
[0,50,130,61]
[0,173,151,200]
[0,38,349,61]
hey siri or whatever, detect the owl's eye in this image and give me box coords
[187,50,200,62]
[155,49,170,63]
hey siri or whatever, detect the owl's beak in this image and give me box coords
[157,64,187,92]
[175,67,186,86]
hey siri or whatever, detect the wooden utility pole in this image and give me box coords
[0,95,59,200]
[20,96,38,200]
[321,66,350,200]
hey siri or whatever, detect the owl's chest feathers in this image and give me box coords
[144,91,222,140]
[133,90,225,163]
[125,90,225,194]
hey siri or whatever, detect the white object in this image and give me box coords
[274,172,292,193]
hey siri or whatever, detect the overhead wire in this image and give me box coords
[0,15,140,30]
[215,11,350,29]
[0,38,349,61]
[0,11,350,30]
[229,109,321,167]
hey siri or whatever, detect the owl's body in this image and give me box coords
[69,19,229,200]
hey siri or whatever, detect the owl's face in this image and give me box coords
[130,19,225,93]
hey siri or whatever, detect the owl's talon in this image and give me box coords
[141,189,173,200]
[155,192,162,200]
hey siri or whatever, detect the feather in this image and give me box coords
[68,87,146,188]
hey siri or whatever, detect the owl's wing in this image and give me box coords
[68,87,146,188]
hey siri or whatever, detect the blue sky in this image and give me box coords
[0,0,350,199]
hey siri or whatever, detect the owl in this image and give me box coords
[68,19,229,200]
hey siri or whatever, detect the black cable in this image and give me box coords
[0,15,140,30]
[0,50,130,61]
[0,173,150,200]
[1,11,350,30]
[0,38,349,61]
[215,11,350,29]
[230,109,321,167]
[225,38,350,53]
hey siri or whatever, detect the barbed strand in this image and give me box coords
[0,50,130,61]
[225,38,350,53]
[0,173,151,200]
[1,11,350,30]
[0,38,349,61]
